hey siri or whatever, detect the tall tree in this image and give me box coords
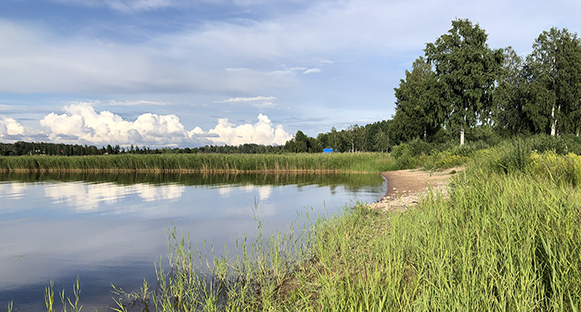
[425,19,503,145]
[294,130,309,152]
[393,57,447,141]
[493,46,533,135]
[527,27,581,136]
[373,130,389,152]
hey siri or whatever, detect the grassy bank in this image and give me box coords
[87,140,578,311]
[0,153,396,173]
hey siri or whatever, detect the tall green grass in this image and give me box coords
[274,144,581,311]
[0,153,396,173]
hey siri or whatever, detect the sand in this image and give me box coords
[367,167,462,212]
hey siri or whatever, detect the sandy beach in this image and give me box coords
[368,167,462,211]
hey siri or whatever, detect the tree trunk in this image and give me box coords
[551,104,557,136]
[460,124,465,146]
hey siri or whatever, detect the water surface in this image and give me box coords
[0,172,385,311]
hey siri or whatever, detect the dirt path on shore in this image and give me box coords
[367,167,462,212]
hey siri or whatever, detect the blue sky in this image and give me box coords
[1,0,580,147]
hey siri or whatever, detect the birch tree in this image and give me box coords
[527,27,581,136]
[425,19,503,145]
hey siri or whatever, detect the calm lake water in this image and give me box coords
[0,172,386,311]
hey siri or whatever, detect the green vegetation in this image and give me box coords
[0,141,285,156]
[0,153,396,173]
[3,140,581,311]
[14,139,575,312]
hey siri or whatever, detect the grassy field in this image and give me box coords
[0,153,397,173]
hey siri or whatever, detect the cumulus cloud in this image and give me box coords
[0,116,28,136]
[209,113,292,146]
[0,103,291,147]
[0,115,41,141]
[38,102,205,146]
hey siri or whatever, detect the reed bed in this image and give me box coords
[0,153,396,173]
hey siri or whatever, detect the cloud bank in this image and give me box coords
[0,103,291,147]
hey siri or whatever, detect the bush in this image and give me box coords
[494,138,532,174]
[391,138,433,169]
[530,151,581,186]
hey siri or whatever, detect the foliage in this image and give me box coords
[0,141,285,157]
[493,46,534,135]
[530,151,581,186]
[526,27,581,136]
[391,57,446,144]
[424,18,504,145]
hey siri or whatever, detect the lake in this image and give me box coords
[0,172,386,311]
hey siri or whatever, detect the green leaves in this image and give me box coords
[424,19,503,145]
[391,57,446,144]
[526,27,581,135]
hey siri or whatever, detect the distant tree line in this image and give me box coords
[0,141,284,156]
[282,121,390,153]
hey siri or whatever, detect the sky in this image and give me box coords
[1,0,580,148]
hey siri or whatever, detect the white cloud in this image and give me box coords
[3,0,579,96]
[0,116,27,136]
[50,0,184,12]
[0,103,290,147]
[217,96,276,103]
[0,115,41,141]
[38,103,210,146]
[303,68,321,74]
[215,96,277,108]
[209,113,292,146]
[107,100,171,106]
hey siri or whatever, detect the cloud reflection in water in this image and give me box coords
[44,182,185,212]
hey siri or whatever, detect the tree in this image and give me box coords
[393,57,447,141]
[328,127,342,152]
[526,27,581,136]
[293,130,309,153]
[373,130,389,152]
[493,46,533,135]
[425,19,503,145]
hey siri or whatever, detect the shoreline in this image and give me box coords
[368,167,461,211]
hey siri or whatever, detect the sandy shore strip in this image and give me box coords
[367,167,462,212]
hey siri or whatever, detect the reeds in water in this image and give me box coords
[0,153,396,173]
